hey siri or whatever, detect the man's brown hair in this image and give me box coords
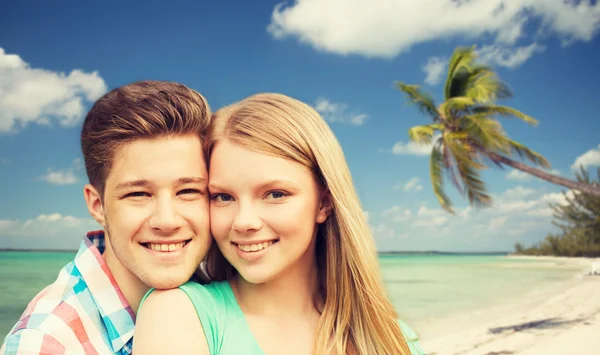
[81,80,211,196]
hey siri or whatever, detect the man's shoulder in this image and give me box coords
[1,328,66,354]
[2,261,108,353]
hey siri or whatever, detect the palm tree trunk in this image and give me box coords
[485,151,600,197]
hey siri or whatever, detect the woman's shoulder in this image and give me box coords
[134,288,208,354]
[139,287,197,314]
[179,280,233,305]
[398,319,427,355]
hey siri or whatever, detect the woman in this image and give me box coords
[133,93,425,354]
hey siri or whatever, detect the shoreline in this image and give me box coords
[421,256,600,355]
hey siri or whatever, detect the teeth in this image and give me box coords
[147,241,186,252]
[238,241,275,252]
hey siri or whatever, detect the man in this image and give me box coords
[1,81,212,354]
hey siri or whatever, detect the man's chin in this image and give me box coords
[147,274,193,290]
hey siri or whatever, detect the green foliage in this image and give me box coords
[395,45,549,213]
[514,168,600,257]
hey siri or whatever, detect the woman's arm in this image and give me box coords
[133,289,209,355]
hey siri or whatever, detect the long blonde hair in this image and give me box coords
[204,93,412,355]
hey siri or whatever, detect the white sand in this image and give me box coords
[420,256,600,355]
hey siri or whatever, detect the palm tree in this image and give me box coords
[395,46,600,213]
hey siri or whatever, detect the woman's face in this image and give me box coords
[208,139,330,284]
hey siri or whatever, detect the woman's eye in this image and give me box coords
[211,193,234,202]
[266,191,287,200]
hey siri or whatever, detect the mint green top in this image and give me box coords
[144,281,426,354]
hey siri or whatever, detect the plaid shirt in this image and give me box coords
[1,231,135,355]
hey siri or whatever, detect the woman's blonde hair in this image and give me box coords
[204,93,412,355]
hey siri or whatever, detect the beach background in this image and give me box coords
[2,1,600,354]
[2,251,598,354]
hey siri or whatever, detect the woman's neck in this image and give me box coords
[232,259,321,318]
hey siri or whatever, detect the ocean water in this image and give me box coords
[0,252,582,339]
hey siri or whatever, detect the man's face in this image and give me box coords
[89,134,210,291]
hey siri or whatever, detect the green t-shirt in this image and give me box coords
[142,281,426,354]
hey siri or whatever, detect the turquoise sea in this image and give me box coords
[0,252,582,339]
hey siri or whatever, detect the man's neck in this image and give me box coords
[102,251,149,315]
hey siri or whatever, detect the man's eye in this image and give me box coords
[124,191,149,198]
[178,189,201,195]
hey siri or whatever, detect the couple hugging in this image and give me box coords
[1,81,425,355]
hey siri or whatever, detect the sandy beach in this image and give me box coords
[420,256,600,355]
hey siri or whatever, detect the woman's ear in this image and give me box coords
[84,184,106,227]
[316,191,333,224]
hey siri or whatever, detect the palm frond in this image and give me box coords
[443,143,464,194]
[507,139,551,168]
[431,141,454,213]
[461,115,510,154]
[408,123,443,144]
[444,46,476,100]
[395,82,438,118]
[473,105,538,126]
[440,96,475,119]
[444,134,491,207]
[465,69,512,104]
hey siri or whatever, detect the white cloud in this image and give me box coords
[382,205,413,222]
[408,206,450,227]
[370,223,397,239]
[371,184,579,251]
[505,168,562,182]
[572,144,600,170]
[391,133,441,156]
[0,213,98,237]
[38,159,81,185]
[487,216,508,231]
[0,48,107,134]
[492,188,574,217]
[412,216,449,227]
[506,170,532,181]
[546,169,562,176]
[314,97,368,125]
[0,157,8,164]
[39,169,78,185]
[417,206,447,218]
[503,186,536,200]
[539,190,575,205]
[423,56,446,85]
[526,207,554,217]
[391,140,432,156]
[458,206,472,219]
[476,43,546,68]
[394,177,423,192]
[494,199,540,213]
[267,0,600,58]
[404,177,423,192]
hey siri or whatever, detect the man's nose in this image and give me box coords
[148,196,184,234]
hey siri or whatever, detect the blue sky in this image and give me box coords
[1,0,599,252]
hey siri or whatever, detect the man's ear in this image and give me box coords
[84,184,106,227]
[316,191,333,224]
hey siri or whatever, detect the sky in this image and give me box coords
[1,0,599,252]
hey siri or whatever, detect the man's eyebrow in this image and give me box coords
[115,179,153,190]
[175,177,207,185]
